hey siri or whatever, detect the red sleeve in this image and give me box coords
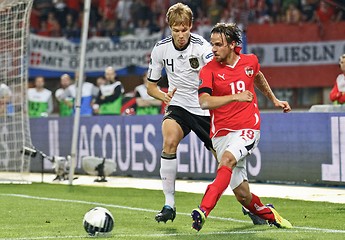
[338,94,345,104]
[198,65,213,96]
[329,84,340,102]
[249,54,260,76]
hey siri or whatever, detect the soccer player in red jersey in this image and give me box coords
[191,23,292,231]
[329,54,345,105]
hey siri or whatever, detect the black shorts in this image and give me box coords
[163,105,213,150]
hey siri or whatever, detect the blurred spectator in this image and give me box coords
[285,3,302,24]
[33,0,54,22]
[134,71,162,115]
[255,2,273,24]
[281,0,301,15]
[314,0,336,23]
[207,0,223,25]
[104,18,119,37]
[91,76,106,111]
[93,66,124,115]
[65,71,98,116]
[65,0,82,21]
[30,5,41,33]
[62,13,81,38]
[95,76,107,94]
[55,74,73,117]
[334,0,345,22]
[116,0,134,35]
[329,54,345,105]
[98,0,118,21]
[270,0,283,23]
[300,0,318,22]
[195,16,212,41]
[0,83,13,117]
[219,9,235,24]
[148,0,164,34]
[53,0,69,27]
[131,0,152,36]
[27,76,53,118]
[46,12,61,37]
[37,20,50,37]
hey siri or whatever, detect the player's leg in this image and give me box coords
[191,134,236,231]
[189,114,216,158]
[233,180,267,225]
[234,181,292,228]
[226,130,270,225]
[192,130,260,231]
[155,106,188,223]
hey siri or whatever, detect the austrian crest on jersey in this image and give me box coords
[245,66,254,77]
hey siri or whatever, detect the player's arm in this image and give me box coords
[198,88,253,110]
[254,71,291,112]
[98,84,123,104]
[147,80,176,105]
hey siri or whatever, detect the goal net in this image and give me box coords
[0,0,34,182]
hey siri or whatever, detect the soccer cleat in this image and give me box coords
[267,206,293,229]
[191,207,206,231]
[155,205,176,223]
[242,206,267,225]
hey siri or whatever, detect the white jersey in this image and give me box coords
[148,33,213,116]
[66,82,95,98]
[27,88,52,102]
[135,84,155,100]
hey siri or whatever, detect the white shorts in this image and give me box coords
[212,129,260,190]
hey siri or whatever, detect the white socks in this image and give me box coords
[160,158,177,208]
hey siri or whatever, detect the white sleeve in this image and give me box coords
[148,45,163,81]
[201,41,213,64]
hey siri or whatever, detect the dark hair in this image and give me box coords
[211,23,242,45]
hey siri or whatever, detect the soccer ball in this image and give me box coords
[83,207,114,236]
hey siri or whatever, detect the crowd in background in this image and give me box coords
[24,0,345,117]
[30,0,345,39]
[27,67,163,118]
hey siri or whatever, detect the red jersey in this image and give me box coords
[199,54,261,138]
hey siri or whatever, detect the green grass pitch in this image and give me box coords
[0,183,344,239]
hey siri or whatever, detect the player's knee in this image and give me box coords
[163,138,179,152]
[219,152,237,169]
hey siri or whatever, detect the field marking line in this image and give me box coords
[1,229,345,240]
[1,193,345,235]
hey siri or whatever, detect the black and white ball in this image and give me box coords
[83,207,114,236]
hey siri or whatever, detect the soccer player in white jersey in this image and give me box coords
[147,2,214,223]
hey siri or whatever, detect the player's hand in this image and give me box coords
[236,90,253,102]
[274,100,291,113]
[163,87,177,104]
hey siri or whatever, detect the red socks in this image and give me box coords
[244,193,275,222]
[200,166,232,216]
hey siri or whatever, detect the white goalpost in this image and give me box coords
[0,0,34,182]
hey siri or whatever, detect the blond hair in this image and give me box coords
[166,2,193,28]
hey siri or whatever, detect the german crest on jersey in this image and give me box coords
[245,66,254,77]
[189,57,199,69]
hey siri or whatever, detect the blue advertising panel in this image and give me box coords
[29,112,345,185]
